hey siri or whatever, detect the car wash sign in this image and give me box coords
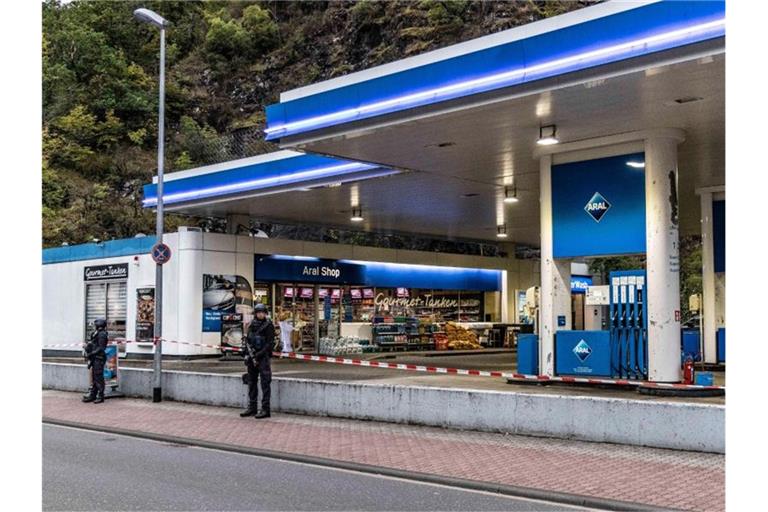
[570,275,593,294]
[254,255,365,285]
[552,153,646,258]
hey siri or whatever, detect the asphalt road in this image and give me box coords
[43,424,590,512]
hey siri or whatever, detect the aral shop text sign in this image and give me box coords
[254,256,365,284]
[302,264,342,279]
[84,263,129,281]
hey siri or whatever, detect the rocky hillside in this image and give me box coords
[42,0,596,247]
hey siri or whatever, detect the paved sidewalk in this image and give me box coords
[43,390,723,512]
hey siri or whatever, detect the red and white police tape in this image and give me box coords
[43,338,725,391]
[274,351,725,391]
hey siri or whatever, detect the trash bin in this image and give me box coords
[517,334,538,375]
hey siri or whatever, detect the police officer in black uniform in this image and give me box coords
[240,303,275,418]
[82,318,108,404]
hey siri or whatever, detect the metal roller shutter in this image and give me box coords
[106,281,127,340]
[84,281,127,340]
[85,283,107,339]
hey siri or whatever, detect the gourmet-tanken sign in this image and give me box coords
[374,293,473,310]
[84,263,129,281]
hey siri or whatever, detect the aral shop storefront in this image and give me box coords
[42,230,538,358]
[253,255,502,352]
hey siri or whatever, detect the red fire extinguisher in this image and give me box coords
[683,356,695,384]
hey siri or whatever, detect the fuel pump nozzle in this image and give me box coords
[621,308,630,379]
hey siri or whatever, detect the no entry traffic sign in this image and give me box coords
[151,243,172,265]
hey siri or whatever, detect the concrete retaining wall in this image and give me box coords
[43,363,724,453]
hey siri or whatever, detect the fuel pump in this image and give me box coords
[609,270,648,380]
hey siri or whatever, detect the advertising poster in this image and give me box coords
[343,292,354,321]
[220,313,244,353]
[135,287,155,341]
[104,345,119,388]
[202,275,253,332]
[323,294,332,322]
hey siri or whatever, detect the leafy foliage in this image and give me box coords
[42,0,593,248]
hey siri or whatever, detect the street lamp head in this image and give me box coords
[133,8,168,28]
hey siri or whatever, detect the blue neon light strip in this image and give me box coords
[342,260,501,291]
[265,1,724,140]
[142,153,392,207]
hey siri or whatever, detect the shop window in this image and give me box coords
[85,281,127,340]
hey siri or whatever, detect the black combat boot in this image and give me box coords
[82,393,96,403]
[253,409,271,419]
[93,393,105,404]
[240,406,258,417]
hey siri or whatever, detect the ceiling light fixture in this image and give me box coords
[350,207,364,222]
[496,224,508,238]
[537,125,559,146]
[626,161,645,168]
[503,186,519,203]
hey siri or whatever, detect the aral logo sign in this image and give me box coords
[584,191,611,223]
[573,339,593,363]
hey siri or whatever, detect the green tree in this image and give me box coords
[241,4,278,52]
[42,0,592,248]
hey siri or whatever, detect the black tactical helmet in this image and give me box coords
[94,318,107,329]
[254,303,268,314]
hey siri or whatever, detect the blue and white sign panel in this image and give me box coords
[255,255,365,285]
[254,255,502,291]
[552,153,646,258]
[571,275,593,294]
[555,330,612,377]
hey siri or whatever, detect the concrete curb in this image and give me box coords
[43,362,725,453]
[43,418,676,512]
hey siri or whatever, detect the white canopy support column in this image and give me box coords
[700,191,716,364]
[539,154,571,376]
[697,186,725,364]
[644,132,686,382]
[533,128,686,381]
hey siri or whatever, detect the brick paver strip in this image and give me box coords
[43,390,723,512]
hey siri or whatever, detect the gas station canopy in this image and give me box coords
[150,0,725,246]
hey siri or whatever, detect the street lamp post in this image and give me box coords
[134,8,169,403]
